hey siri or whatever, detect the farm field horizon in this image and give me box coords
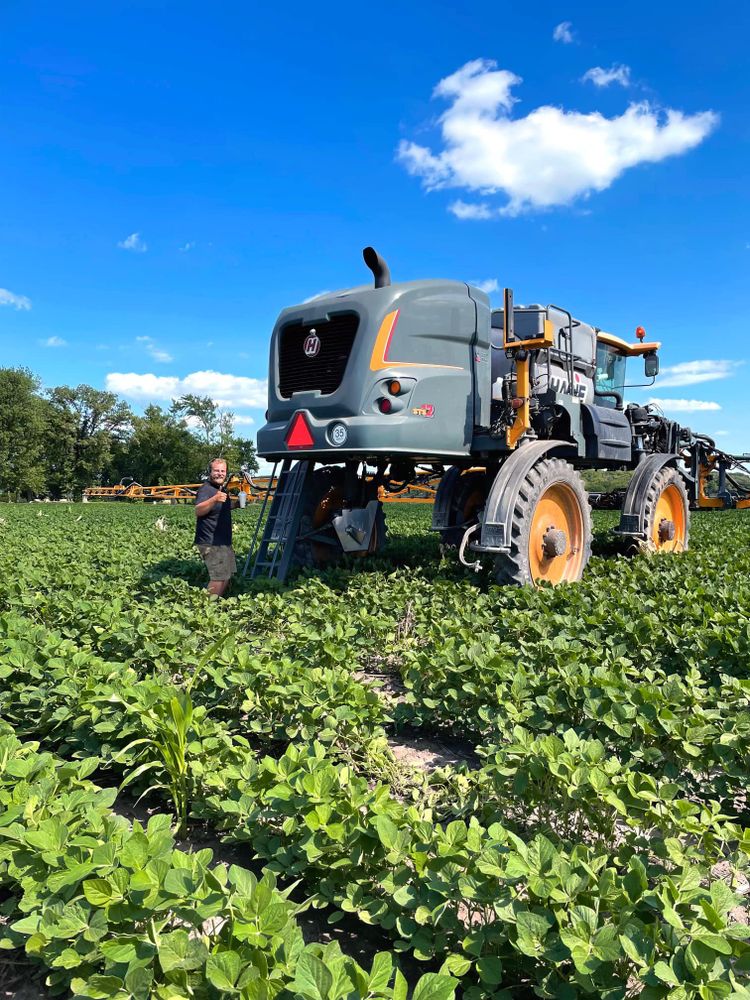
[2,501,750,998]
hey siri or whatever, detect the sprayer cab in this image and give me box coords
[256,248,491,463]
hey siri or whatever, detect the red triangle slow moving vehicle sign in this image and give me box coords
[285,412,314,449]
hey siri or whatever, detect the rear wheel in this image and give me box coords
[638,466,690,553]
[292,467,386,569]
[494,458,592,586]
[439,470,492,550]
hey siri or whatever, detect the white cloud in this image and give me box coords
[647,398,721,412]
[655,359,742,388]
[449,200,494,220]
[40,336,67,347]
[553,21,574,43]
[118,232,147,253]
[0,288,32,310]
[397,59,718,216]
[179,241,196,252]
[471,278,499,294]
[106,370,268,408]
[233,414,256,426]
[136,335,173,363]
[582,64,631,88]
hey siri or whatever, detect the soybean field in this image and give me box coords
[2,502,750,1000]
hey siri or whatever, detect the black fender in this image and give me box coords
[431,467,462,531]
[615,454,681,537]
[477,440,577,552]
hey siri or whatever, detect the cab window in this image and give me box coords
[595,343,627,407]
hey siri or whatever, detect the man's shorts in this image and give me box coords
[196,545,237,581]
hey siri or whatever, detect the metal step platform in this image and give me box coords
[242,459,312,582]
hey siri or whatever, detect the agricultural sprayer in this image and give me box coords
[249,248,750,584]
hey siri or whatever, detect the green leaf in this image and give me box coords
[206,951,242,991]
[228,864,258,897]
[393,968,408,1000]
[375,815,400,851]
[476,957,503,986]
[653,960,680,986]
[83,878,116,907]
[368,952,394,992]
[440,954,472,977]
[515,911,551,957]
[291,952,334,1000]
[412,972,457,1000]
[158,930,208,973]
[124,967,153,1000]
[619,922,652,968]
[694,934,733,956]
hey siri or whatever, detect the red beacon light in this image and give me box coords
[635,326,646,342]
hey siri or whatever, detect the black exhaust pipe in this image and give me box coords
[362,246,391,288]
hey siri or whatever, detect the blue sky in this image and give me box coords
[1,0,748,460]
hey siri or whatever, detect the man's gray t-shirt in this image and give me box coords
[194,483,232,546]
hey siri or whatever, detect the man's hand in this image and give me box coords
[214,490,228,504]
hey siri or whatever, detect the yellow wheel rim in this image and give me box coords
[528,483,586,585]
[652,483,687,552]
[463,488,486,525]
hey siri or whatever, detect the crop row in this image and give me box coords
[2,606,750,997]
[0,721,455,1000]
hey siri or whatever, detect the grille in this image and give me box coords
[278,312,359,398]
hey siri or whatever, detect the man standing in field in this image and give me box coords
[194,458,238,596]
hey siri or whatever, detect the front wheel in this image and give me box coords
[494,458,592,587]
[638,466,690,554]
[292,467,386,569]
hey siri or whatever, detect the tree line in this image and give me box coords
[0,367,259,500]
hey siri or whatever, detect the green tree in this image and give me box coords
[46,385,132,496]
[228,435,260,475]
[170,394,218,456]
[0,368,47,499]
[109,405,205,485]
[170,395,259,474]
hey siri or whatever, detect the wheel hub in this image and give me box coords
[542,527,567,559]
[658,518,676,543]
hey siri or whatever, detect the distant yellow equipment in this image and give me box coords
[83,468,442,505]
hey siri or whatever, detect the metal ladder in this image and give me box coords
[242,459,312,582]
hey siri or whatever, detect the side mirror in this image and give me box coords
[644,352,659,378]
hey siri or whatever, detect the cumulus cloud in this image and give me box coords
[582,64,631,88]
[449,200,494,220]
[118,232,147,252]
[471,278,499,294]
[136,335,173,363]
[553,21,574,43]
[397,59,718,216]
[106,370,268,409]
[233,414,256,426]
[0,288,32,310]
[647,398,721,412]
[655,359,743,388]
[40,336,67,347]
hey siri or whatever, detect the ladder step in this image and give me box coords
[243,459,313,583]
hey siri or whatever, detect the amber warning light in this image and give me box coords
[635,326,646,342]
[285,412,314,449]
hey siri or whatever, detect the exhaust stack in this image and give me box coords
[363,246,391,288]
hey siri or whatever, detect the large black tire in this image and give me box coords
[439,470,492,551]
[637,466,690,554]
[494,458,592,587]
[292,467,386,569]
